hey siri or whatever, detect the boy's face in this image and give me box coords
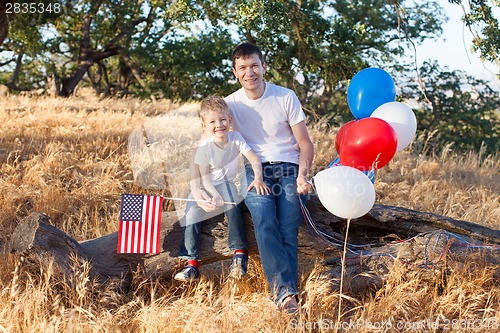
[202,110,231,140]
[232,53,266,93]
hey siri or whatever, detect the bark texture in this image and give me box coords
[9,196,500,291]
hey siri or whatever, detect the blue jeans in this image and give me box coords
[243,162,306,306]
[178,181,247,260]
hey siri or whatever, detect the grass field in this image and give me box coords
[0,92,499,332]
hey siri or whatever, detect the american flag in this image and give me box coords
[117,194,163,254]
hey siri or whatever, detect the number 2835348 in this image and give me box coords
[6,2,62,14]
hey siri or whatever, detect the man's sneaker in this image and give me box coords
[229,252,248,278]
[174,265,200,282]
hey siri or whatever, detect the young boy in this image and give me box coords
[175,96,270,282]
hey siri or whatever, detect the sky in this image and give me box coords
[414,2,500,91]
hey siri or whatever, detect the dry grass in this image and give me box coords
[0,92,499,332]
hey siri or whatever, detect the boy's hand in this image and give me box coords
[211,193,224,207]
[296,175,311,194]
[192,187,217,212]
[247,179,271,195]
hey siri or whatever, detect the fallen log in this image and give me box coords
[306,197,500,245]
[306,198,500,294]
[9,195,500,290]
[8,202,327,285]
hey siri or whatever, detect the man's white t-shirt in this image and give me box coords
[195,131,252,185]
[225,82,306,164]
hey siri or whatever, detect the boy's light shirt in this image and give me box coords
[194,131,251,185]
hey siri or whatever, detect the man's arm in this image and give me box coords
[291,120,314,194]
[242,149,270,195]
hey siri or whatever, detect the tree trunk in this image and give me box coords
[120,52,150,95]
[57,1,149,97]
[9,203,325,286]
[5,50,30,92]
[0,1,8,47]
[57,4,120,97]
[9,196,500,291]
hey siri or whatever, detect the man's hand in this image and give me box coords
[247,179,271,195]
[296,175,311,194]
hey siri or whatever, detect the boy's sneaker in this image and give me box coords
[174,265,200,282]
[229,252,248,278]
[281,295,300,315]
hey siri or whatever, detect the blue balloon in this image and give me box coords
[328,157,375,184]
[347,68,396,120]
[327,157,341,168]
[364,170,376,184]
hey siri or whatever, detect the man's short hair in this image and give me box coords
[231,43,264,68]
[198,95,230,121]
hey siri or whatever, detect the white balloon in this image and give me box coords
[371,102,417,152]
[313,166,375,219]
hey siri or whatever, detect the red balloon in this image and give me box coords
[335,120,356,153]
[339,118,397,171]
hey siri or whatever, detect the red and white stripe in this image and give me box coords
[117,195,163,254]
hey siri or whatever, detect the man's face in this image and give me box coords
[232,53,266,92]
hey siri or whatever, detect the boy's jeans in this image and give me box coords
[243,162,306,306]
[178,181,246,260]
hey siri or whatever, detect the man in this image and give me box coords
[194,43,314,314]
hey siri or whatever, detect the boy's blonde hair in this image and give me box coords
[198,95,230,122]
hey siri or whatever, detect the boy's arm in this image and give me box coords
[190,148,217,211]
[199,165,224,207]
[291,120,314,194]
[242,150,270,195]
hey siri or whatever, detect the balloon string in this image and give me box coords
[298,196,500,266]
[306,178,316,194]
[338,217,351,323]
